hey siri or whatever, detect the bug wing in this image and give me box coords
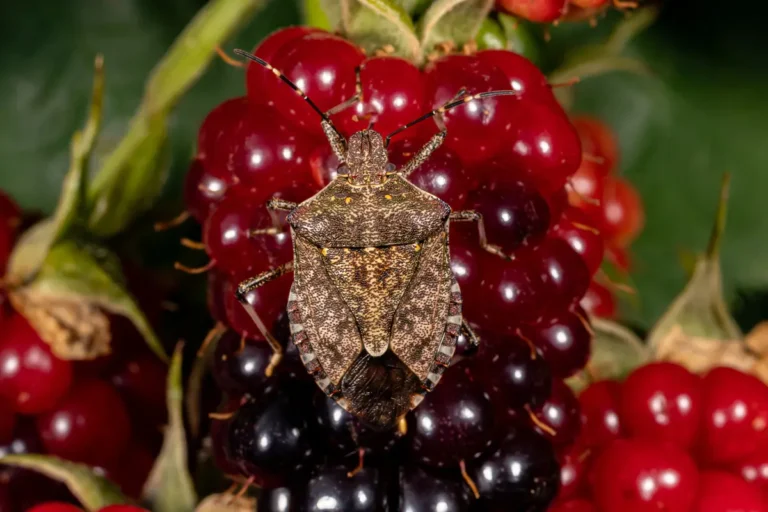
[390,224,460,389]
[289,234,362,393]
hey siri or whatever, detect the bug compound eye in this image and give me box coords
[336,165,350,176]
[385,163,396,173]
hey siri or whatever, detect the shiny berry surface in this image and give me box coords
[497,0,568,22]
[525,311,591,378]
[266,33,365,135]
[731,447,768,490]
[529,379,581,447]
[409,361,494,467]
[399,465,471,512]
[529,238,591,310]
[620,362,702,451]
[474,334,552,410]
[204,195,293,277]
[0,416,43,459]
[566,160,604,220]
[212,330,272,397]
[97,506,152,512]
[580,281,617,319]
[578,380,623,449]
[499,101,581,193]
[0,315,73,414]
[591,438,699,512]
[464,253,547,329]
[196,96,248,163]
[213,104,315,199]
[476,49,557,106]
[227,392,318,486]
[600,177,645,247]
[699,367,768,464]
[338,56,426,137]
[183,159,232,223]
[558,443,591,502]
[302,465,385,512]
[389,140,474,209]
[571,117,619,175]
[470,427,560,511]
[0,395,16,443]
[103,439,155,500]
[553,207,605,276]
[466,177,551,253]
[424,54,513,164]
[693,471,765,512]
[36,378,131,467]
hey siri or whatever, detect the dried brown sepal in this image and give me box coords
[654,325,754,375]
[746,322,768,356]
[195,493,256,512]
[9,289,111,360]
[648,174,742,362]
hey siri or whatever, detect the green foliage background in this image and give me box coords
[1,0,767,329]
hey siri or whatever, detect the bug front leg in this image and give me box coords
[236,262,294,376]
[450,210,506,259]
[461,318,480,347]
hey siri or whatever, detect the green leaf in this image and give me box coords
[303,0,334,30]
[0,454,128,510]
[497,14,541,64]
[566,317,649,394]
[17,240,166,361]
[6,56,105,284]
[647,174,742,353]
[144,343,197,512]
[475,18,506,51]
[85,0,268,237]
[320,0,421,62]
[566,2,768,327]
[419,0,494,56]
[0,1,298,216]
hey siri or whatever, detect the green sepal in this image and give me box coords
[0,454,129,511]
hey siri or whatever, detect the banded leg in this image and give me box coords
[236,262,294,376]
[450,210,505,258]
[461,318,480,347]
[263,197,299,230]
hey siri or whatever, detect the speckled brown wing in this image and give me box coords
[288,233,362,394]
[390,223,460,391]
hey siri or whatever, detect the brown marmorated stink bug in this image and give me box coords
[232,49,516,430]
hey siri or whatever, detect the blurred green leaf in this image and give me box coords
[475,18,506,50]
[0,454,128,510]
[0,0,300,215]
[319,0,421,61]
[6,56,104,283]
[497,14,540,64]
[564,2,768,327]
[419,0,494,56]
[86,0,268,237]
[144,343,197,512]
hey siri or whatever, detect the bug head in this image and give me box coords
[344,129,390,182]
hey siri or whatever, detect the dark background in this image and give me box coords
[1,0,766,330]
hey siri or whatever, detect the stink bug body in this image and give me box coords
[233,49,516,430]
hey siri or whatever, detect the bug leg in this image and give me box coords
[461,318,480,347]
[394,90,466,177]
[449,210,507,259]
[236,262,294,376]
[267,197,298,212]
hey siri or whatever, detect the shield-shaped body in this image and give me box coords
[285,173,461,429]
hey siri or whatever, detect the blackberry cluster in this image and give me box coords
[181,26,610,511]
